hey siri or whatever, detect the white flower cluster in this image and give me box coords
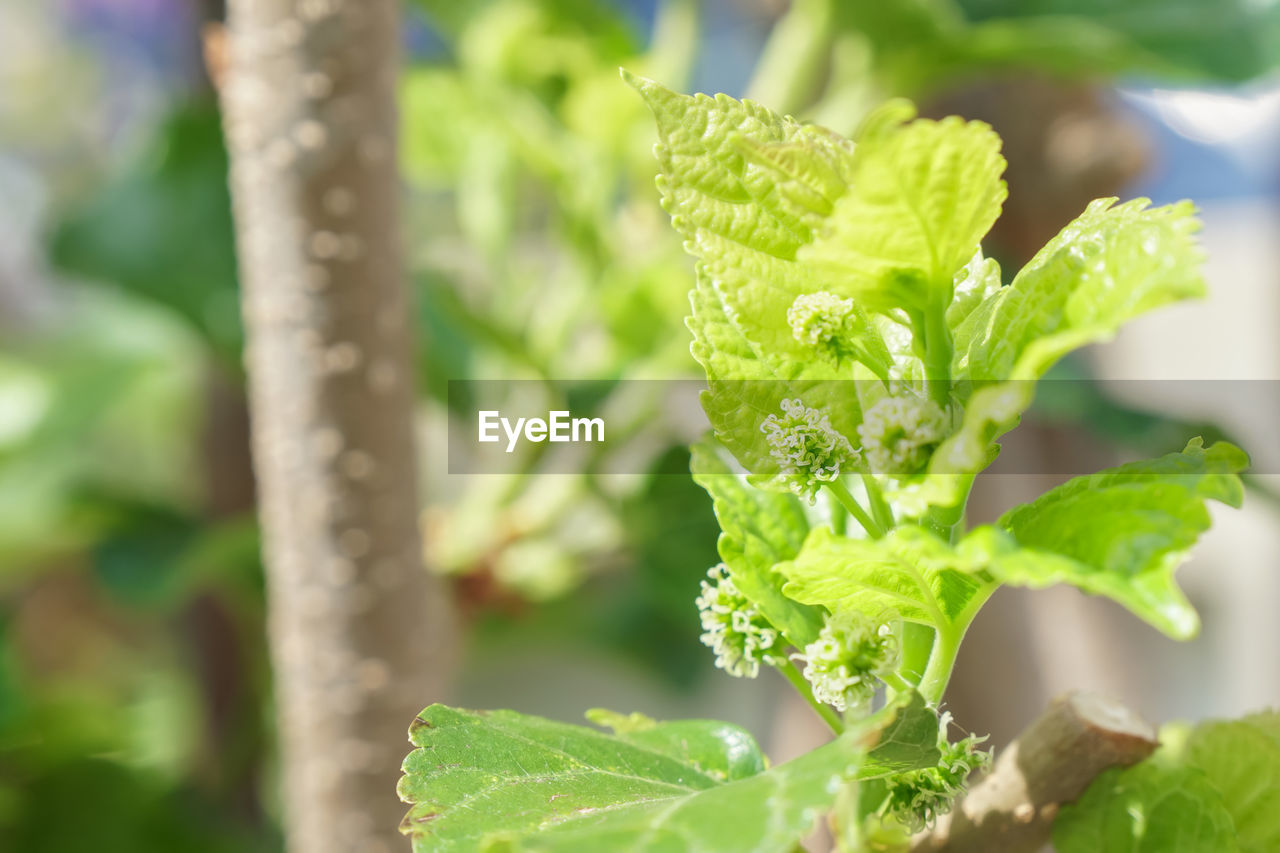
[885,714,991,830]
[857,395,948,475]
[787,291,856,349]
[761,398,857,502]
[695,563,781,678]
[798,611,900,712]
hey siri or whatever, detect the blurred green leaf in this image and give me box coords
[48,101,241,361]
[958,0,1280,82]
[1186,713,1280,852]
[1053,751,1238,853]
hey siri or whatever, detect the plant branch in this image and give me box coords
[917,626,960,706]
[910,692,1159,853]
[827,479,884,538]
[917,580,996,705]
[862,473,896,532]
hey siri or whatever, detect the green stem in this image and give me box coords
[826,480,884,538]
[898,622,933,686]
[779,658,845,734]
[882,670,912,694]
[829,491,849,536]
[918,627,962,706]
[917,582,998,704]
[861,473,895,532]
[923,303,953,410]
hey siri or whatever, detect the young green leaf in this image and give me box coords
[946,249,1003,331]
[778,525,992,631]
[800,104,1007,315]
[956,197,1204,383]
[894,199,1207,514]
[628,72,883,369]
[624,71,819,259]
[1052,751,1239,853]
[965,439,1247,638]
[399,695,940,853]
[691,438,824,649]
[630,74,882,483]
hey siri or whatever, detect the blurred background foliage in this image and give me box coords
[1,0,1278,849]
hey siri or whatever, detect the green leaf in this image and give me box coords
[625,77,885,369]
[967,439,1247,638]
[584,710,766,783]
[957,198,1204,383]
[946,249,1003,332]
[399,695,940,853]
[691,439,824,648]
[1186,712,1280,853]
[625,71,832,264]
[835,0,1280,98]
[629,74,881,479]
[894,198,1207,514]
[1053,749,1239,853]
[48,102,242,361]
[799,104,1007,315]
[957,0,1280,83]
[777,525,990,631]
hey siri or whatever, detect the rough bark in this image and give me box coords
[912,692,1158,853]
[219,3,452,851]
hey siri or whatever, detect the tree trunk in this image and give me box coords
[219,3,452,851]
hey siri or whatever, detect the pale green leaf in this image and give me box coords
[625,73,889,379]
[628,72,883,368]
[946,249,1003,332]
[894,198,1207,514]
[778,525,990,630]
[800,105,1007,314]
[957,197,1204,383]
[965,439,1248,638]
[631,74,883,480]
[691,438,824,648]
[894,199,1205,516]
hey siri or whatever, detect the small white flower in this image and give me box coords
[797,611,900,712]
[857,395,948,475]
[788,291,856,349]
[885,714,991,830]
[761,398,857,502]
[695,563,780,678]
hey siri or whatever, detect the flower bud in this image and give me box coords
[857,395,948,475]
[788,291,857,350]
[761,398,857,502]
[884,714,991,830]
[797,610,900,712]
[695,563,781,678]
